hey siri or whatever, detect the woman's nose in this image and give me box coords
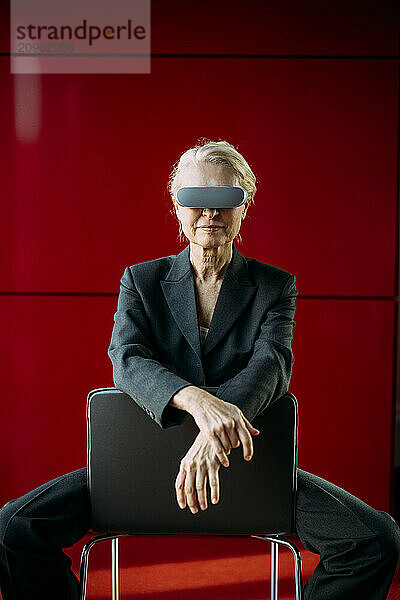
[202,207,219,216]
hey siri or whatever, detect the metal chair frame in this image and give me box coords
[79,532,303,600]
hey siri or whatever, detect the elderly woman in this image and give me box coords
[0,140,399,600]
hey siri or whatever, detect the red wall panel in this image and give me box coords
[293,298,396,508]
[0,296,115,501]
[0,295,394,509]
[3,0,399,56]
[1,59,397,297]
[150,0,400,56]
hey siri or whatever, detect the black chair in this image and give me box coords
[80,387,304,600]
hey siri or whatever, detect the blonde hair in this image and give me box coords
[168,137,258,244]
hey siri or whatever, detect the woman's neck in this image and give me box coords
[189,242,233,284]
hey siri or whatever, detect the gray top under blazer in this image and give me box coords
[108,242,298,429]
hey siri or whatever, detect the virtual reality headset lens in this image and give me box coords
[174,186,248,208]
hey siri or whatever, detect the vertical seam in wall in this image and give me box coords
[392,56,400,514]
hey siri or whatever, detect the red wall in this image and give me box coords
[1,1,399,518]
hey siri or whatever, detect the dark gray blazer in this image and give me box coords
[108,242,298,430]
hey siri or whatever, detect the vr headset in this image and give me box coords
[173,186,248,209]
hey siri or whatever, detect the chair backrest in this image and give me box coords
[87,387,299,536]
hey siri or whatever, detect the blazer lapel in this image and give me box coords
[203,244,258,355]
[160,245,201,359]
[160,243,258,360]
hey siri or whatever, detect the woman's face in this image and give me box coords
[173,162,247,249]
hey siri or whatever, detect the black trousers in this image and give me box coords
[0,467,399,600]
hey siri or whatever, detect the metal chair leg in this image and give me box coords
[252,534,304,600]
[79,533,129,600]
[112,537,120,600]
[271,541,278,600]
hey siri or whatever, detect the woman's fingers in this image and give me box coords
[211,417,243,465]
[225,425,241,450]
[175,468,186,509]
[196,467,208,511]
[216,427,232,453]
[194,462,220,509]
[213,438,230,467]
[234,416,260,461]
[207,426,230,467]
[203,418,260,466]
[176,461,220,513]
[242,414,260,436]
[236,420,256,461]
[209,469,220,505]
[184,466,199,514]
[175,414,261,517]
[212,422,257,465]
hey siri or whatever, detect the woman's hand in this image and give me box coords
[183,388,260,468]
[175,431,223,513]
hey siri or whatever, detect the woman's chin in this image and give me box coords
[196,235,224,248]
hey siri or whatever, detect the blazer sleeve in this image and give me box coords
[215,273,298,422]
[108,267,193,430]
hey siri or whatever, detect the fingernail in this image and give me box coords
[200,504,206,510]
[178,503,184,509]
[212,497,217,503]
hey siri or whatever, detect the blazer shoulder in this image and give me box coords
[246,255,295,284]
[122,253,177,288]
[243,255,297,301]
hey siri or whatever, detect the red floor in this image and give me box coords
[67,533,400,599]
